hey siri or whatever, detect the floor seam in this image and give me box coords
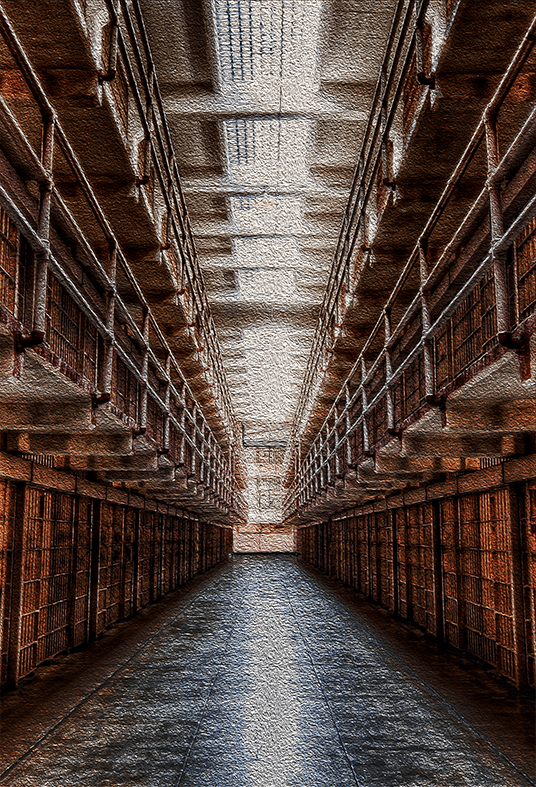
[283,563,366,787]
[295,562,536,787]
[0,570,229,784]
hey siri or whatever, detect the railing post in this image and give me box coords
[361,357,371,456]
[97,242,116,403]
[199,422,207,487]
[384,310,397,435]
[379,67,395,191]
[314,440,320,496]
[485,111,522,349]
[324,425,331,487]
[138,308,149,433]
[191,407,199,479]
[162,352,171,453]
[30,114,55,344]
[419,241,438,404]
[334,411,343,479]
[179,383,186,467]
[99,1,119,82]
[345,384,354,468]
[415,16,435,87]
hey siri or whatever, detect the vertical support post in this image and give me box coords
[144,68,155,177]
[334,411,342,479]
[431,499,444,642]
[179,383,186,467]
[67,494,80,650]
[485,112,520,348]
[195,518,201,575]
[384,310,396,433]
[207,434,214,498]
[367,513,373,599]
[313,439,319,496]
[119,508,128,620]
[420,241,436,403]
[162,353,171,453]
[415,18,435,87]
[199,422,206,487]
[391,507,400,617]
[361,357,370,456]
[324,425,331,486]
[379,66,393,188]
[344,385,354,468]
[453,496,467,652]
[132,507,140,615]
[157,513,164,599]
[408,507,416,623]
[190,408,198,479]
[99,243,116,402]
[508,484,529,688]
[7,482,27,688]
[88,498,101,642]
[32,114,55,340]
[139,308,149,433]
[99,0,119,81]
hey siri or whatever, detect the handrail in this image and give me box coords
[110,0,239,446]
[0,2,246,517]
[284,14,536,516]
[287,0,437,460]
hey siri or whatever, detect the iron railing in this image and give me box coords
[284,15,536,519]
[0,3,246,520]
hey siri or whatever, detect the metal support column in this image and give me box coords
[6,482,27,688]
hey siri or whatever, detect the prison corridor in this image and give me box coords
[1,554,533,787]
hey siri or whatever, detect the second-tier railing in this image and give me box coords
[284,15,536,518]
[0,3,246,520]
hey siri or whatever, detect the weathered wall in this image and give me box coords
[234,524,295,553]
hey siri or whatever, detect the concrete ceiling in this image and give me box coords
[140,0,396,518]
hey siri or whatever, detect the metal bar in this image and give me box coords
[286,19,536,514]
[32,115,55,339]
[6,482,26,688]
[508,485,530,688]
[99,244,117,401]
[288,13,536,483]
[88,499,101,642]
[99,2,119,81]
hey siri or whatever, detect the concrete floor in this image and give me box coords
[1,555,534,787]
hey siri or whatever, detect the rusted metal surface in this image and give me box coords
[0,480,232,689]
[297,482,536,689]
[0,9,246,520]
[285,15,536,519]
[0,479,14,686]
[288,6,536,476]
[289,0,458,449]
[0,0,240,449]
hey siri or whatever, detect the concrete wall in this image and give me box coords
[234,524,295,553]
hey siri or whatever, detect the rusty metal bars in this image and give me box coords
[0,4,245,519]
[284,17,536,518]
[289,0,446,453]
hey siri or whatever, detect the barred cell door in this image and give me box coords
[18,488,75,681]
